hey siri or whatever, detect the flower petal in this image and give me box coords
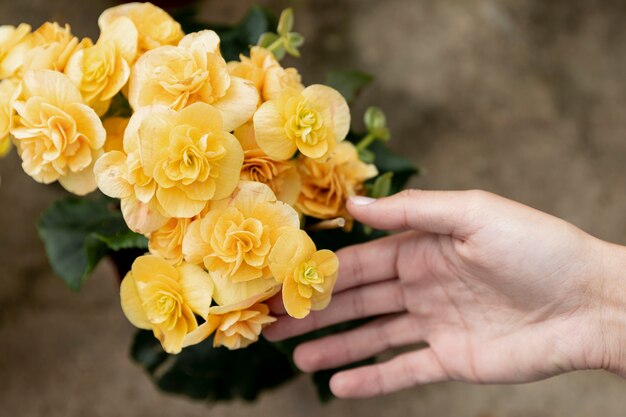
[253,100,295,160]
[157,186,207,218]
[182,315,221,348]
[21,69,83,107]
[119,271,151,329]
[121,196,168,234]
[302,84,350,142]
[211,272,279,307]
[212,76,259,132]
[177,262,213,318]
[182,219,212,265]
[210,132,244,200]
[58,158,99,195]
[98,16,138,63]
[282,275,311,319]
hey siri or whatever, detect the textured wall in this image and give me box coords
[2,0,626,416]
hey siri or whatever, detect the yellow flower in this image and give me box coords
[120,255,214,354]
[2,22,91,80]
[269,230,338,319]
[0,79,18,157]
[183,287,279,350]
[98,2,183,54]
[102,116,128,153]
[297,141,378,220]
[235,121,301,205]
[0,23,31,79]
[11,70,105,195]
[253,84,350,160]
[183,181,299,304]
[128,31,258,131]
[148,217,192,265]
[65,17,138,115]
[94,102,243,233]
[227,46,303,104]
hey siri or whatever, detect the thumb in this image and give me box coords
[347,189,485,237]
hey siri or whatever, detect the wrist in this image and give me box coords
[586,239,626,376]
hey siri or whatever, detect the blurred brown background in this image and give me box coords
[2,0,626,416]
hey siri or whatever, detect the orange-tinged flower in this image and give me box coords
[0,79,17,157]
[120,255,214,354]
[94,102,243,233]
[227,46,303,104]
[148,216,192,265]
[128,31,258,132]
[102,116,128,153]
[2,22,91,80]
[183,286,278,350]
[98,2,183,54]
[65,17,138,115]
[11,70,105,195]
[235,121,301,205]
[297,141,378,220]
[0,23,31,79]
[269,230,338,319]
[183,181,299,304]
[253,84,350,160]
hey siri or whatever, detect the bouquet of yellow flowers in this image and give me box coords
[1,2,417,401]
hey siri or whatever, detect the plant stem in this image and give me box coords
[356,133,376,151]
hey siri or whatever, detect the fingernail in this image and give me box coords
[349,196,376,206]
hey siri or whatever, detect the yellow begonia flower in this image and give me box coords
[182,181,299,304]
[0,23,31,79]
[2,22,91,80]
[98,2,183,54]
[128,30,258,132]
[269,230,339,319]
[227,46,303,104]
[102,116,129,153]
[253,84,351,161]
[120,255,214,354]
[148,217,193,265]
[297,141,378,220]
[183,286,279,350]
[0,79,18,157]
[94,102,243,233]
[65,17,138,115]
[11,70,105,195]
[235,121,301,206]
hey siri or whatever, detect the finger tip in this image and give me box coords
[293,343,323,372]
[329,372,354,398]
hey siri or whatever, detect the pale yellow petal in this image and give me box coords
[21,69,83,107]
[182,219,212,265]
[212,76,259,132]
[210,133,244,200]
[157,186,207,218]
[132,255,179,286]
[253,100,295,160]
[119,272,152,329]
[230,181,277,214]
[58,159,98,195]
[211,272,279,307]
[210,285,280,314]
[178,30,220,54]
[121,196,169,234]
[282,275,311,319]
[176,102,223,134]
[182,315,221,348]
[302,84,350,142]
[177,262,213,318]
[98,16,138,63]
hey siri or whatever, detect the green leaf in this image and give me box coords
[212,6,277,61]
[37,196,148,290]
[276,8,294,36]
[325,70,374,103]
[257,32,279,49]
[287,32,305,48]
[131,331,296,402]
[370,172,394,198]
[369,140,419,195]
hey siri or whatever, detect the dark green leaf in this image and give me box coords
[326,70,374,103]
[368,141,419,195]
[38,196,147,290]
[131,331,296,402]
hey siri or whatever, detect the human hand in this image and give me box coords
[264,190,626,397]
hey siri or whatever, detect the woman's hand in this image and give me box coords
[264,190,626,398]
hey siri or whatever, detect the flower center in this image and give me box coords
[287,102,324,146]
[297,262,324,287]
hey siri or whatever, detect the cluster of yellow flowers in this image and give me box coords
[1,3,378,353]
